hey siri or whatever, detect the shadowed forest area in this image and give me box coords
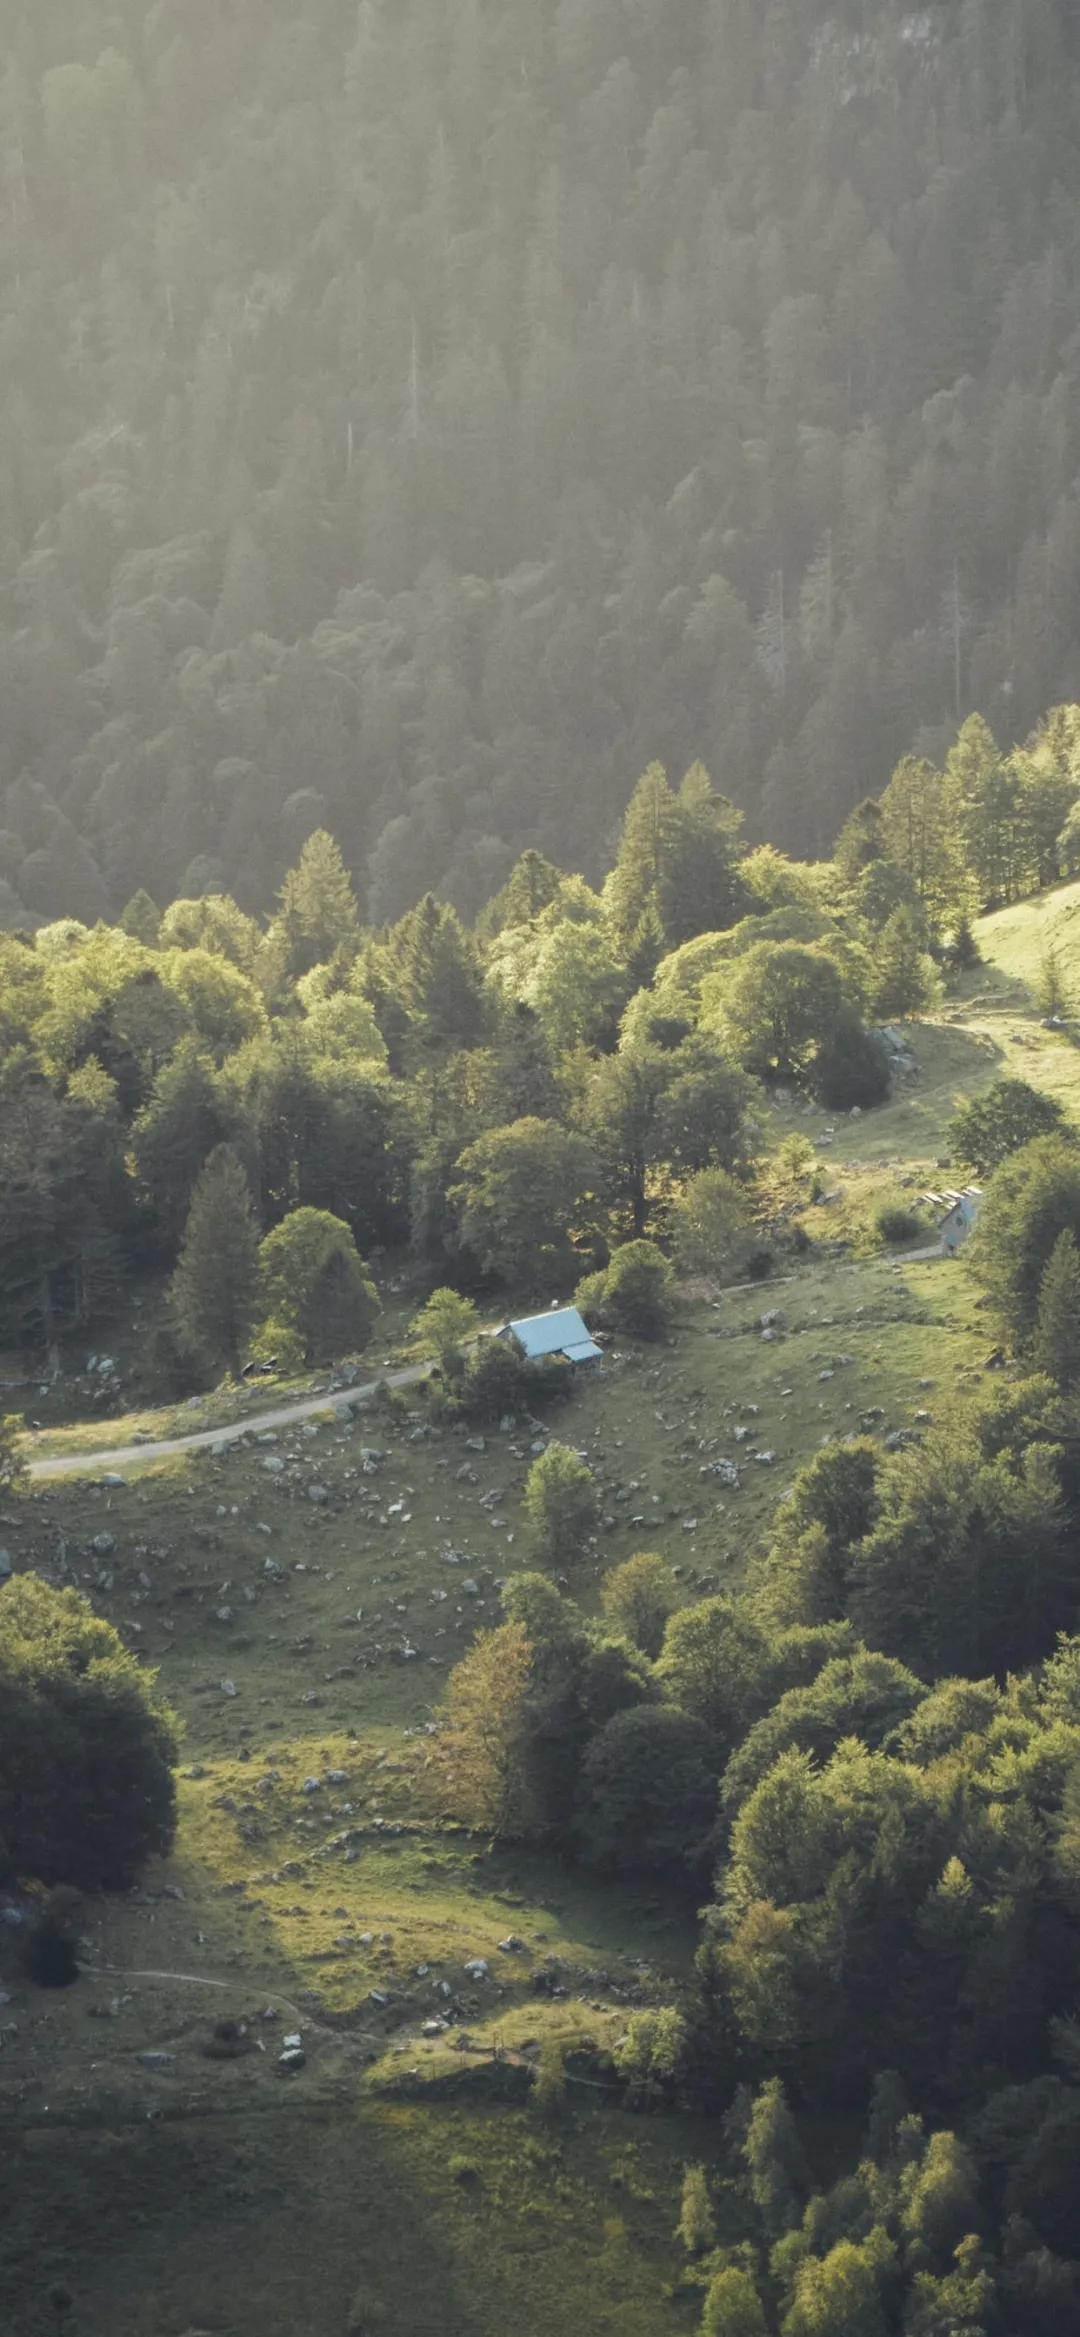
[4,1,1080,924]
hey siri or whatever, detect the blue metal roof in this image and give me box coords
[503,1307,601,1361]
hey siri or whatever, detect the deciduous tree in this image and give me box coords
[259,1208,378,1364]
[523,1440,599,1564]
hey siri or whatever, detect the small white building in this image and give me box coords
[497,1305,603,1365]
[925,1186,983,1254]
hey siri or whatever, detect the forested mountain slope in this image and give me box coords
[3,0,1080,924]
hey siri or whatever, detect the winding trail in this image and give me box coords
[26,1363,430,1482]
[95,1964,384,2046]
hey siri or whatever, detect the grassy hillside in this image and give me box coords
[6,932,1080,2335]
[977,876,1080,998]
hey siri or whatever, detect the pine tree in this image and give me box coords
[834,798,885,883]
[606,764,678,947]
[278,831,359,976]
[388,894,486,1052]
[871,904,938,1019]
[118,889,161,945]
[1036,941,1072,1020]
[1034,1229,1080,1388]
[170,1144,262,1374]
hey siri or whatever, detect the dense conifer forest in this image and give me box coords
[4,1,1080,925]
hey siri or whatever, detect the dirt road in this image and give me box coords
[26,1363,430,1482]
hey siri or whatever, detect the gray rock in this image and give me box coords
[306,1484,331,1505]
[135,2050,175,2072]
[464,1957,490,1980]
[278,2046,306,2073]
[90,1533,116,1557]
[99,1473,127,1488]
[0,1549,12,1579]
[301,1777,322,1795]
[262,1456,285,1475]
[220,1679,238,1698]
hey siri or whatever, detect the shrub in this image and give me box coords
[531,2038,568,2118]
[614,2006,689,2106]
[812,1012,891,1111]
[0,1577,179,1891]
[522,1352,575,1410]
[410,1287,479,1374]
[246,1317,304,1375]
[876,1201,922,1246]
[0,1414,25,1496]
[576,1240,674,1339]
[20,1887,83,1988]
[457,1337,527,1422]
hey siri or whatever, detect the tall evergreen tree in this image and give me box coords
[277,832,359,976]
[1034,1229,1080,1389]
[607,763,746,952]
[170,1144,262,1373]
